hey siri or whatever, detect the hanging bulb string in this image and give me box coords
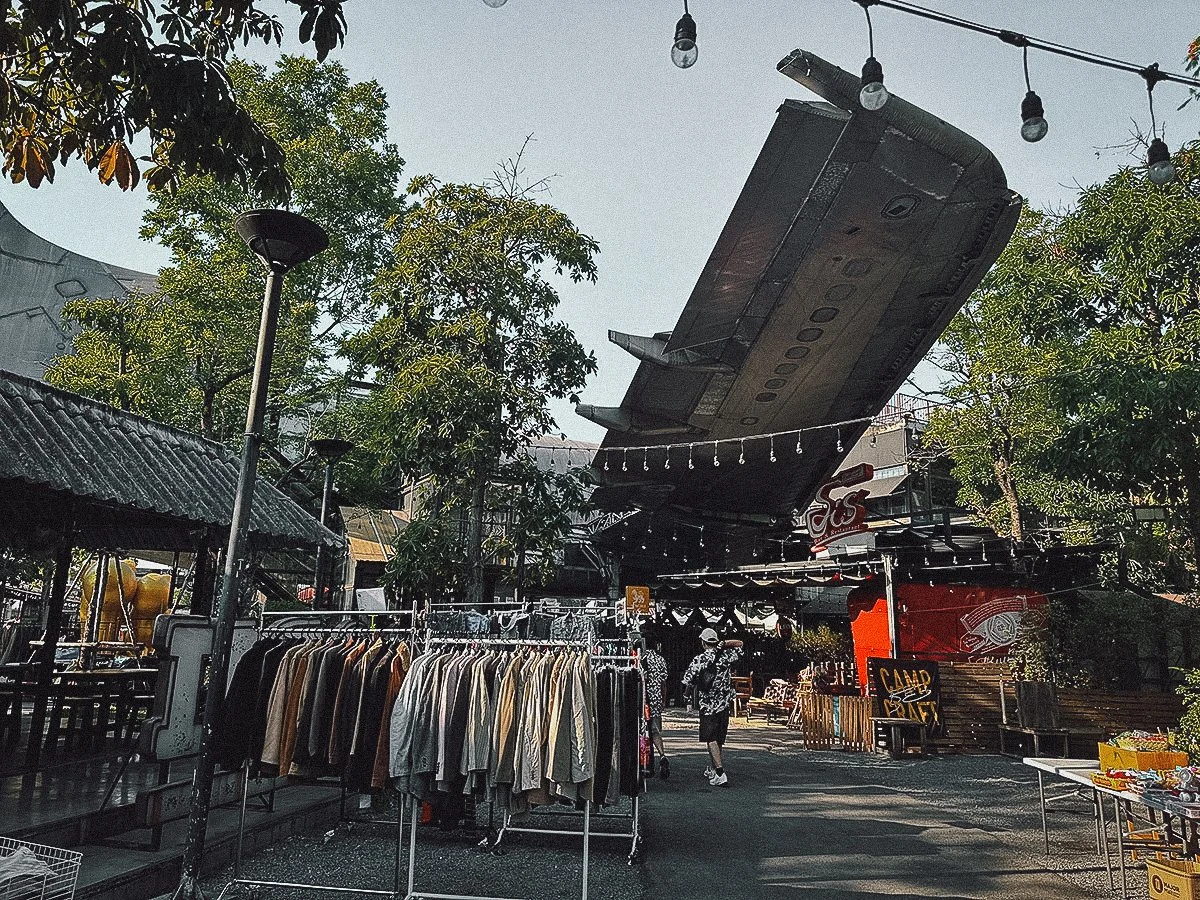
[593,414,873,464]
[860,1,875,57]
[1144,65,1163,138]
[853,0,1200,90]
[1022,45,1032,93]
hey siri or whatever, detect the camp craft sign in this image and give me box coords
[868,657,943,736]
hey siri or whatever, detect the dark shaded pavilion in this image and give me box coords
[0,370,338,766]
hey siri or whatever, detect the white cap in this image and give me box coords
[699,627,719,645]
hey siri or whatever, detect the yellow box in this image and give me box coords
[1148,859,1200,900]
[1099,742,1189,772]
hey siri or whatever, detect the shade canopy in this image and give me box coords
[0,370,341,552]
[581,50,1020,539]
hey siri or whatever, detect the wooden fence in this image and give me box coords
[781,661,1185,755]
[790,694,873,752]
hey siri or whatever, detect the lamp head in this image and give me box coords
[235,209,329,274]
[672,12,698,68]
[859,56,889,110]
[1020,90,1048,142]
[309,437,356,462]
[1147,137,1176,185]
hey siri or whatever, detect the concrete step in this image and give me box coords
[76,784,346,900]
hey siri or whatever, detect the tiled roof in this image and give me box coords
[0,370,338,549]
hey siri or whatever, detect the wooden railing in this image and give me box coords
[790,693,873,752]
[777,661,1185,756]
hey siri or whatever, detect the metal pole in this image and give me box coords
[883,554,899,658]
[25,540,73,770]
[173,267,286,900]
[313,460,336,610]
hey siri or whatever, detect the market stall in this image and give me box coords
[0,370,338,772]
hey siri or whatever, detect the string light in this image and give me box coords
[699,527,705,549]
[856,1,890,111]
[1017,44,1048,143]
[738,439,745,465]
[836,428,843,454]
[839,1,1200,177]
[671,0,698,69]
[1143,65,1175,185]
[593,416,875,473]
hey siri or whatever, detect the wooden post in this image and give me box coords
[884,553,899,659]
[25,539,73,769]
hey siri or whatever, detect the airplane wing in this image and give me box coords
[578,50,1020,524]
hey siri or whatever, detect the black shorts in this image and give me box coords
[699,710,730,745]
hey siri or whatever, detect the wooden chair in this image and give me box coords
[747,680,797,724]
[731,674,753,717]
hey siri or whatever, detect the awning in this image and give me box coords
[0,370,340,551]
[657,558,882,590]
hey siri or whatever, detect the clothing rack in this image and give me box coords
[399,637,599,900]
[488,649,645,865]
[216,622,413,900]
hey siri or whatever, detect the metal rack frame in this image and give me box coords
[215,621,414,900]
[486,649,645,866]
[401,637,600,900]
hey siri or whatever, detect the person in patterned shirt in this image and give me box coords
[682,627,743,787]
[640,630,670,779]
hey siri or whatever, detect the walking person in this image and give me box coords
[640,629,670,779]
[682,627,743,787]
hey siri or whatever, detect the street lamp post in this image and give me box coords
[173,209,327,900]
[309,437,354,610]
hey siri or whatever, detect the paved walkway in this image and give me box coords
[642,712,1095,899]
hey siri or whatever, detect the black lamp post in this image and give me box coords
[309,437,354,610]
[173,209,327,900]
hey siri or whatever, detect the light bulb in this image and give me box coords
[672,13,698,68]
[859,57,889,111]
[1020,91,1048,143]
[1148,138,1176,185]
[482,0,508,6]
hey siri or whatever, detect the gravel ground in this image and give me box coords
[200,722,1151,900]
[202,793,648,900]
[765,744,1148,899]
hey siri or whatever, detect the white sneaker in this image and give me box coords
[708,771,728,787]
[702,765,714,780]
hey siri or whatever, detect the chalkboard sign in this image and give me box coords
[867,657,942,736]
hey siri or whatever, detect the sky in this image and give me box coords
[2,1,1197,443]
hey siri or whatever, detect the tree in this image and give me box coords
[1,0,347,199]
[346,158,599,603]
[921,208,1115,543]
[1055,141,1200,582]
[923,141,1200,592]
[47,56,407,448]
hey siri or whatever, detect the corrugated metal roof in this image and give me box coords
[0,369,338,549]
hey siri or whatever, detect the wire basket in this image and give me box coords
[0,837,82,900]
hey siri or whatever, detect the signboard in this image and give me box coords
[868,657,942,736]
[804,463,873,551]
[139,614,258,761]
[624,585,651,615]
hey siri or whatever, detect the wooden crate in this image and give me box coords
[1098,743,1188,772]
